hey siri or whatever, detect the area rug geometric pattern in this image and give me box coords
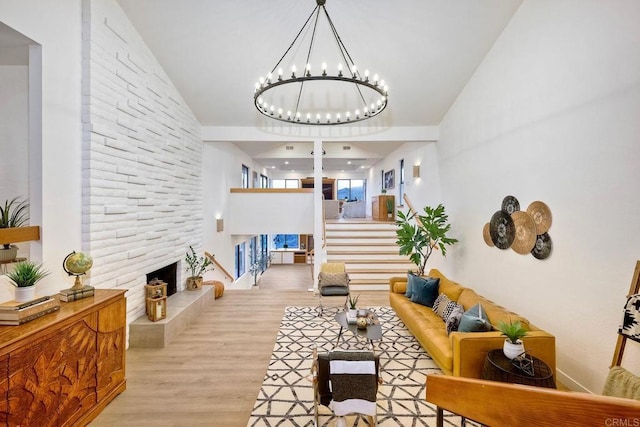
[247,306,478,427]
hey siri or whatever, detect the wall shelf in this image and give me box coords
[0,226,40,245]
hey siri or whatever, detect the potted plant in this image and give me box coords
[347,294,359,318]
[5,261,50,302]
[386,198,394,220]
[0,197,30,262]
[184,246,213,290]
[395,203,458,276]
[497,320,528,359]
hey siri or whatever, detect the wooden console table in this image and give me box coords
[0,289,126,426]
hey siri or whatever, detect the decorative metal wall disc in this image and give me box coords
[502,196,520,215]
[483,223,494,247]
[527,201,552,234]
[531,232,552,260]
[490,210,515,249]
[511,211,537,254]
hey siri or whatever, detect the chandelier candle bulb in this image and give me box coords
[252,0,389,125]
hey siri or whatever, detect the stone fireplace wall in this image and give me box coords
[81,0,203,324]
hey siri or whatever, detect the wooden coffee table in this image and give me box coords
[334,309,382,349]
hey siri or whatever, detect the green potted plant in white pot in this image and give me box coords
[184,246,213,291]
[0,197,30,263]
[347,294,359,318]
[497,320,528,359]
[5,261,50,302]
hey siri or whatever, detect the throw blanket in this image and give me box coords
[329,350,377,417]
[602,366,640,401]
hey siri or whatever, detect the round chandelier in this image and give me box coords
[253,0,389,126]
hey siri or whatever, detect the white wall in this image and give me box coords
[202,141,266,287]
[0,66,31,259]
[0,66,28,199]
[437,0,640,393]
[81,0,205,324]
[369,141,441,217]
[0,1,84,301]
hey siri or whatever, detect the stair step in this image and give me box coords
[347,268,410,274]
[327,250,400,256]
[332,259,411,264]
[349,278,390,285]
[329,242,398,247]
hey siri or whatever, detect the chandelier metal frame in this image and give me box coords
[253,0,389,125]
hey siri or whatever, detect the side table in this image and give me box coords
[482,349,555,388]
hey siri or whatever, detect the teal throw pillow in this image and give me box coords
[457,303,492,332]
[409,276,440,307]
[404,274,415,298]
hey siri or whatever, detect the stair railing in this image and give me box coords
[204,252,234,282]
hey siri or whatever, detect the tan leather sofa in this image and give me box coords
[389,269,556,380]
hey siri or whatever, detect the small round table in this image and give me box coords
[334,309,382,349]
[482,349,555,388]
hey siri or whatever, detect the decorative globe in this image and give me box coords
[63,251,93,276]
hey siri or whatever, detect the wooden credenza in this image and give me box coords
[0,289,126,426]
[372,195,395,221]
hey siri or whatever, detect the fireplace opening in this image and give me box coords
[147,262,178,297]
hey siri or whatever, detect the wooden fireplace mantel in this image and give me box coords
[0,289,126,426]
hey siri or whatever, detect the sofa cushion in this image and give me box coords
[445,304,465,334]
[458,303,492,332]
[409,276,440,307]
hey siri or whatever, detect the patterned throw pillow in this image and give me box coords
[432,294,449,314]
[318,272,349,287]
[433,294,457,320]
[445,304,465,334]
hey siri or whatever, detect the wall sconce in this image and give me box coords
[413,165,421,178]
[216,218,224,232]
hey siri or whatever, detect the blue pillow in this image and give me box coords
[457,303,492,332]
[409,276,440,307]
[404,274,416,298]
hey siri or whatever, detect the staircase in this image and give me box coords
[324,220,413,291]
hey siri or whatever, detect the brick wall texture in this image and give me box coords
[82,1,204,324]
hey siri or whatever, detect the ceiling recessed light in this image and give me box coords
[284,161,289,165]
[347,161,352,165]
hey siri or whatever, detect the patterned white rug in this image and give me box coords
[247,306,475,427]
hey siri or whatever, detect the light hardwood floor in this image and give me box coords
[90,264,390,427]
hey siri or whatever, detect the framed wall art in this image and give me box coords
[384,169,395,190]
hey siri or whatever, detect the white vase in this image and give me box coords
[14,286,36,303]
[503,339,525,360]
[348,308,357,318]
